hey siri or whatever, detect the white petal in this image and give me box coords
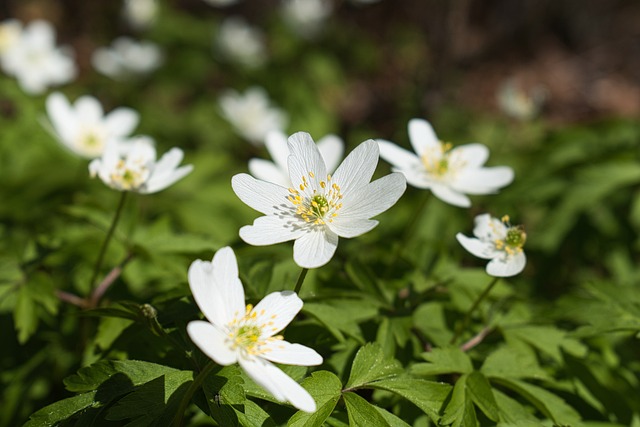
[486,251,526,277]
[377,139,422,169]
[239,216,307,245]
[248,158,290,187]
[104,107,140,138]
[317,134,344,174]
[287,132,327,191]
[455,233,497,260]
[473,214,506,241]
[450,143,489,169]
[293,228,338,269]
[338,172,406,220]
[45,92,76,145]
[253,291,303,337]
[239,357,317,413]
[211,246,246,316]
[331,139,379,197]
[74,96,104,124]
[453,166,514,195]
[232,173,292,216]
[401,169,434,189]
[187,320,237,365]
[262,340,323,366]
[264,130,290,172]
[408,118,439,156]
[142,148,193,194]
[430,184,471,208]
[327,219,378,238]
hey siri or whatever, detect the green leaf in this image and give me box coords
[466,371,499,422]
[345,343,403,389]
[13,284,37,343]
[504,325,587,361]
[23,393,97,427]
[288,371,342,427]
[368,377,451,423]
[344,392,394,426]
[202,365,245,427]
[493,389,539,424]
[481,343,549,381]
[492,377,581,426]
[412,346,473,376]
[441,374,478,427]
[374,406,412,427]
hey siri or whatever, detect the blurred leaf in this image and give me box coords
[412,346,473,376]
[13,285,37,344]
[466,371,499,422]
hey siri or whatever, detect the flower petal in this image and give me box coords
[104,107,140,138]
[45,92,76,145]
[239,216,307,245]
[338,172,406,220]
[293,227,338,269]
[143,148,193,194]
[486,251,526,277]
[239,357,317,413]
[453,166,514,195]
[430,183,471,208]
[265,130,290,172]
[287,132,327,192]
[450,143,489,169]
[75,95,104,124]
[408,118,439,156]
[248,158,290,187]
[327,218,378,238]
[331,139,379,197]
[456,233,498,260]
[262,340,323,366]
[187,320,237,365]
[317,134,344,174]
[253,291,303,337]
[377,139,422,169]
[188,247,245,327]
[232,173,292,215]
[473,214,506,241]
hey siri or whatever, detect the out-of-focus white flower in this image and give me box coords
[497,79,547,121]
[92,37,163,80]
[44,92,139,159]
[219,87,287,145]
[1,20,76,95]
[0,19,22,55]
[89,137,193,194]
[456,214,527,277]
[377,119,514,208]
[122,0,158,31]
[203,0,241,7]
[281,0,332,39]
[233,132,406,269]
[249,130,343,187]
[216,17,266,69]
[187,246,322,412]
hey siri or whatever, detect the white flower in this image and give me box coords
[219,87,287,145]
[0,19,22,55]
[89,137,193,194]
[377,118,514,208]
[92,37,163,80]
[497,78,547,121]
[44,92,140,159]
[281,0,332,39]
[456,214,526,277]
[249,130,343,187]
[122,0,158,31]
[233,132,406,268]
[187,247,322,412]
[216,17,266,69]
[1,20,76,94]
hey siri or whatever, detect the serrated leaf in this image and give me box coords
[344,392,393,426]
[288,371,342,427]
[412,346,473,376]
[493,389,539,424]
[481,343,549,381]
[492,377,581,425]
[345,343,403,389]
[504,325,587,362]
[368,377,451,423]
[441,374,478,427]
[23,393,97,427]
[466,371,499,421]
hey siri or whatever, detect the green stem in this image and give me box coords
[293,267,309,294]
[89,192,127,292]
[450,276,499,345]
[386,192,430,275]
[173,360,217,427]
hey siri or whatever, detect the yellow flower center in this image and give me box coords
[227,304,283,357]
[287,172,343,225]
[420,142,453,177]
[493,215,526,256]
[110,159,149,190]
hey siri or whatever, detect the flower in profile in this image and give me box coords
[1,20,76,94]
[497,78,547,121]
[456,214,526,277]
[89,136,193,194]
[377,119,514,208]
[44,92,140,159]
[281,0,333,39]
[0,19,22,55]
[122,0,158,31]
[92,37,163,80]
[233,132,406,268]
[187,247,322,412]
[219,87,287,145]
[249,130,343,187]
[216,17,266,69]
